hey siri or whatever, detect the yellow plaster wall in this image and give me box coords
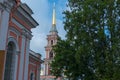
[0,50,6,80]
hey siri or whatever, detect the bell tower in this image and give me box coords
[43,3,59,79]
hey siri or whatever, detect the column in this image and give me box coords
[46,64,48,75]
[0,7,10,80]
[24,38,30,80]
[37,66,41,80]
[45,64,47,75]
[0,9,10,50]
[18,34,26,80]
[13,51,19,80]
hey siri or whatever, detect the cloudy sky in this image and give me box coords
[21,0,67,58]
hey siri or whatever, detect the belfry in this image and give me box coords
[40,3,61,80]
[52,3,56,25]
[50,3,57,33]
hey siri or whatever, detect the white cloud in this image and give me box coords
[21,0,67,58]
[30,32,46,58]
[29,0,50,58]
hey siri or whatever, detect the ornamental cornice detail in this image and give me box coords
[21,28,32,40]
[1,1,14,12]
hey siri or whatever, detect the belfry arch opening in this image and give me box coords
[4,41,16,80]
[49,51,53,59]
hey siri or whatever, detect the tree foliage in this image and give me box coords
[51,0,120,80]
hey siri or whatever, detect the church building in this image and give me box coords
[40,3,61,80]
[0,0,42,80]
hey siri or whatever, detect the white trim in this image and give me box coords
[4,37,19,80]
[46,64,48,75]
[9,27,20,36]
[8,37,19,80]
[45,64,47,75]
[11,18,24,29]
[17,5,38,28]
[18,35,26,80]
[48,51,49,59]
[30,62,36,66]
[0,9,3,31]
[24,39,30,80]
[44,64,45,75]
[13,52,18,80]
[7,37,19,52]
[0,10,9,50]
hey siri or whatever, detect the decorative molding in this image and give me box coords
[21,28,32,40]
[16,4,39,28]
[2,0,14,12]
[11,18,24,29]
[9,27,21,36]
[7,36,20,53]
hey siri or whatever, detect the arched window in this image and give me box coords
[51,40,53,45]
[49,51,53,59]
[4,42,16,80]
[30,73,34,80]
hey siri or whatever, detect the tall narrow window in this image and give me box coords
[4,42,15,80]
[30,73,34,80]
[51,40,53,45]
[49,51,53,59]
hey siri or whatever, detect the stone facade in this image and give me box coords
[29,50,42,80]
[0,0,42,80]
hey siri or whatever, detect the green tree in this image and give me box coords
[51,0,120,80]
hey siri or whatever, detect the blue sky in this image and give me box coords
[21,0,67,58]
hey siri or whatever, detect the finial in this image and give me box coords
[52,2,56,27]
[50,2,58,33]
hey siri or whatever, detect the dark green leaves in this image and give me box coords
[51,0,120,80]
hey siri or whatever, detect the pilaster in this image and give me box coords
[13,51,20,80]
[18,28,32,80]
[24,38,30,80]
[18,29,26,80]
[0,1,14,80]
[0,9,9,50]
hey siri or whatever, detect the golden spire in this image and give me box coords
[50,2,57,33]
[52,2,56,27]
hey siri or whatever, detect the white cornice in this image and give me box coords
[20,3,33,15]
[29,50,41,58]
[16,3,39,28]
[21,28,33,39]
[3,0,16,12]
